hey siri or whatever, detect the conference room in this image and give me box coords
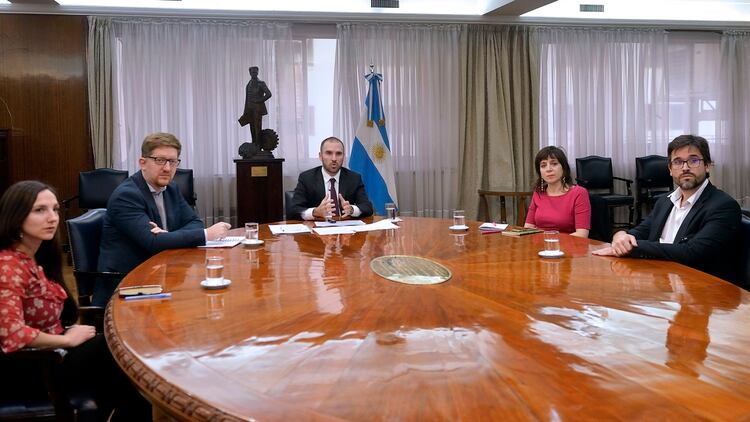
[2,0,750,420]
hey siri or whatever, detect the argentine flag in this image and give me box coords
[349,71,398,216]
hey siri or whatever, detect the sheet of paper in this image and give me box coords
[479,222,508,231]
[351,219,400,232]
[199,236,244,248]
[269,224,312,235]
[314,220,366,227]
[313,226,357,235]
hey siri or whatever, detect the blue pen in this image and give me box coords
[124,292,172,301]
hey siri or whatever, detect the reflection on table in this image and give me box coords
[105,217,750,421]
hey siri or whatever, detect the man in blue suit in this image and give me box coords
[96,132,231,305]
[288,137,373,221]
[594,135,742,285]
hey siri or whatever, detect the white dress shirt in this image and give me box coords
[659,178,710,244]
[301,168,362,220]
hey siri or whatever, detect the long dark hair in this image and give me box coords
[532,146,574,193]
[0,181,77,324]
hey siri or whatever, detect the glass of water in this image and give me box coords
[205,256,224,285]
[543,230,560,253]
[245,222,259,242]
[385,202,397,221]
[452,209,466,228]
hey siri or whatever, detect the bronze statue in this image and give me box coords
[238,66,272,145]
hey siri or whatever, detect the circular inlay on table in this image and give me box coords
[370,255,451,285]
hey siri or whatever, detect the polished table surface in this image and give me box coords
[105,217,750,421]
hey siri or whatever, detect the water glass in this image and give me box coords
[543,230,560,252]
[245,222,259,241]
[385,202,397,221]
[205,256,224,284]
[453,210,466,227]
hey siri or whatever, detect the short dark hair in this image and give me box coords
[0,181,76,323]
[532,146,573,193]
[141,132,181,157]
[320,136,344,153]
[667,134,712,164]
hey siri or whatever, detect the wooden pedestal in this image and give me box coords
[235,158,284,224]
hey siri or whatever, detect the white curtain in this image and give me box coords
[535,27,670,182]
[717,31,750,201]
[110,18,296,225]
[334,23,461,217]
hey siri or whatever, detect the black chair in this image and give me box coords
[173,168,197,208]
[588,193,613,242]
[635,155,673,223]
[62,168,129,211]
[740,215,750,289]
[284,190,295,220]
[575,156,634,228]
[66,209,126,306]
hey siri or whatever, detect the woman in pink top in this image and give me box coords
[525,146,591,238]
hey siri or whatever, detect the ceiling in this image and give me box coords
[2,0,750,26]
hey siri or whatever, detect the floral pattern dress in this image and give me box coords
[0,249,67,353]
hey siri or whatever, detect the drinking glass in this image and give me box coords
[385,202,397,221]
[453,210,466,228]
[205,256,224,285]
[543,230,560,253]
[245,222,259,242]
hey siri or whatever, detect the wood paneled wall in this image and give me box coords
[0,14,92,203]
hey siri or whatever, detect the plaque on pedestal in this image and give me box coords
[235,158,284,224]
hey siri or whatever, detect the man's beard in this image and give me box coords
[677,172,706,191]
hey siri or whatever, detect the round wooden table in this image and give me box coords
[105,217,750,421]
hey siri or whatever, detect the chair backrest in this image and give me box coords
[78,168,128,209]
[477,190,532,226]
[588,193,612,242]
[173,168,196,207]
[741,215,750,288]
[66,209,106,300]
[575,156,614,192]
[635,155,672,191]
[285,190,295,220]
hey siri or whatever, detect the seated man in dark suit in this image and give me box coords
[288,136,373,220]
[594,135,742,285]
[96,132,231,305]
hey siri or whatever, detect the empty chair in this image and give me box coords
[635,155,673,223]
[63,168,129,211]
[741,215,750,289]
[285,190,295,220]
[588,193,613,242]
[575,156,634,228]
[66,209,126,306]
[477,190,532,226]
[173,168,197,207]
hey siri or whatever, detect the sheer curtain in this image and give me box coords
[334,23,461,217]
[535,27,670,181]
[110,18,296,225]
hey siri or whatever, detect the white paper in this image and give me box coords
[351,219,400,232]
[269,224,312,235]
[314,220,366,227]
[313,226,357,235]
[479,222,508,231]
[199,236,244,248]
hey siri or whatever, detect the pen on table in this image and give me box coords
[124,292,172,301]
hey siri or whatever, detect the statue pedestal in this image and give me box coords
[235,158,285,224]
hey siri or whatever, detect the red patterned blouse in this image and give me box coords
[0,249,68,353]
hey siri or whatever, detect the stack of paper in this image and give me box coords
[479,222,508,232]
[199,236,244,248]
[269,224,312,235]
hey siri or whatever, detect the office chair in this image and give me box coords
[284,190,295,220]
[477,190,532,226]
[575,156,634,228]
[741,215,750,289]
[173,168,197,208]
[588,193,613,242]
[635,155,673,223]
[66,209,126,306]
[62,168,129,211]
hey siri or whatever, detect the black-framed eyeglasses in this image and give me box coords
[147,156,181,167]
[670,157,704,170]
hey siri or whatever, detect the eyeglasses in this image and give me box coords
[146,156,181,167]
[670,157,704,170]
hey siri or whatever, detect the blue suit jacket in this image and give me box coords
[288,166,373,220]
[627,182,742,284]
[98,170,205,275]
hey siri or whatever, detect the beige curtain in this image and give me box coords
[458,25,538,221]
[87,16,114,168]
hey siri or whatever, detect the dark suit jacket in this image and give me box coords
[627,182,742,284]
[288,166,373,220]
[98,170,205,275]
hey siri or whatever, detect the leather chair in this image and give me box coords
[62,168,129,211]
[173,168,197,208]
[635,155,673,223]
[575,156,634,228]
[66,209,126,306]
[477,190,532,226]
[284,190,295,220]
[588,193,613,242]
[740,215,750,289]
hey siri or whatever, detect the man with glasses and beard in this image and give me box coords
[594,135,742,286]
